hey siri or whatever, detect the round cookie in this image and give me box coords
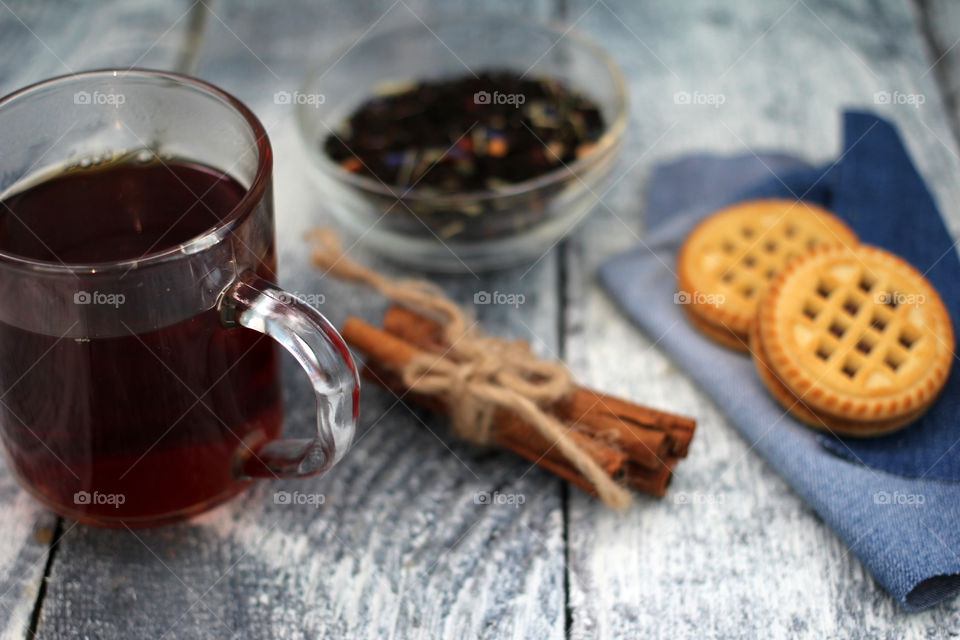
[748,308,932,436]
[757,244,953,426]
[677,199,858,351]
[682,303,748,351]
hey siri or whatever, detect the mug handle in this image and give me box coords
[218,271,359,478]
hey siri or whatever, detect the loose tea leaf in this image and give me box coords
[323,70,606,193]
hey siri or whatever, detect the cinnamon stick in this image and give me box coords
[364,362,620,497]
[341,312,696,499]
[557,389,695,459]
[361,362,628,477]
[623,459,677,498]
[307,228,696,502]
[382,306,692,466]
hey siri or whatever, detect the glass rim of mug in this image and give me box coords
[0,68,272,275]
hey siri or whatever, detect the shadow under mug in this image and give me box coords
[0,70,359,527]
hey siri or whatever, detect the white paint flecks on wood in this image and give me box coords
[916,0,960,144]
[0,471,58,640]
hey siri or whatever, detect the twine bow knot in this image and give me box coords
[307,229,631,508]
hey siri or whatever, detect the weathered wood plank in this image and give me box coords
[0,470,57,640]
[916,0,960,141]
[33,1,567,638]
[0,0,201,91]
[0,2,198,639]
[563,0,960,638]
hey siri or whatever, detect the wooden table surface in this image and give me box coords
[1,1,959,638]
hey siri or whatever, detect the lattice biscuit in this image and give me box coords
[683,303,748,351]
[749,310,931,436]
[757,244,953,426]
[677,199,858,351]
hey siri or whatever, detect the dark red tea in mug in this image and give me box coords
[0,154,282,524]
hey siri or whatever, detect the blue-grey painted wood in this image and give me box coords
[0,1,201,89]
[918,0,960,144]
[0,468,57,640]
[562,0,960,638]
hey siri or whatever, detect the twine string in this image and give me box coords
[307,229,631,508]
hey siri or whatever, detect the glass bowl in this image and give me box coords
[298,14,627,272]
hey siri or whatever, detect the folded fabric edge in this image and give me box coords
[906,573,960,611]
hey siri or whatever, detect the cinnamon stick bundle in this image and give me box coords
[342,306,696,499]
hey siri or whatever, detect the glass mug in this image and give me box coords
[0,70,359,526]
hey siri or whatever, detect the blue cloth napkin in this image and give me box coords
[598,112,960,611]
